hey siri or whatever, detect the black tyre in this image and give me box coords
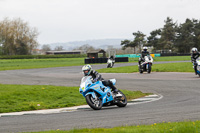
[116,90,127,107]
[86,94,102,110]
[139,70,143,74]
[147,65,151,73]
[107,64,111,68]
[139,66,143,74]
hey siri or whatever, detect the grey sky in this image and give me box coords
[0,0,200,44]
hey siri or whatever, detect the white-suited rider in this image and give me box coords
[138,46,150,68]
[191,47,200,75]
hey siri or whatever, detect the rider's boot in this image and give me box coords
[195,65,198,75]
[108,81,122,97]
[195,70,197,75]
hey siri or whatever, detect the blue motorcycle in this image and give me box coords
[79,76,127,110]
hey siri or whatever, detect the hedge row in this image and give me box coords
[0,54,87,59]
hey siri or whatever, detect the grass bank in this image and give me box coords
[0,58,85,71]
[128,56,190,62]
[0,56,190,71]
[97,62,194,73]
[0,54,87,59]
[25,120,200,133]
[0,84,149,113]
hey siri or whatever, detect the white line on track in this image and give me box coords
[0,94,163,117]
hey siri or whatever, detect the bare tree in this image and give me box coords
[73,44,95,53]
[0,17,39,55]
[54,46,64,51]
[41,44,51,52]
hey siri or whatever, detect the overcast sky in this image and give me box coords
[0,0,200,44]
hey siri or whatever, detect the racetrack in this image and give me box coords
[0,61,200,133]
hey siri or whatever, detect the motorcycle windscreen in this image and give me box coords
[80,76,92,92]
[109,79,116,85]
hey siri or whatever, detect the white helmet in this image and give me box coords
[82,64,92,76]
[191,47,198,53]
[142,46,148,52]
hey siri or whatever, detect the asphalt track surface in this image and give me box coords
[0,61,200,133]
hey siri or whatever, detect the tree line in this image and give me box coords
[121,17,200,53]
[0,18,39,55]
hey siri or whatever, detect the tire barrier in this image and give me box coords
[84,57,128,64]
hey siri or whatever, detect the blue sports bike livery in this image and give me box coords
[79,76,127,110]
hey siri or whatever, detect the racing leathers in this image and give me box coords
[88,70,118,92]
[138,51,150,66]
[191,52,200,74]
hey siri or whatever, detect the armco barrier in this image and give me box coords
[84,57,128,64]
[115,53,161,58]
[116,54,140,58]
[160,53,190,56]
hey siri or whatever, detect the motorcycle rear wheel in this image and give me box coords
[116,90,127,107]
[86,94,102,110]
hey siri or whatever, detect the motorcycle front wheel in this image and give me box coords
[86,94,102,110]
[116,90,127,107]
[147,64,151,73]
[139,66,143,74]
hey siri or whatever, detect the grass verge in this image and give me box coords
[1,57,190,72]
[0,58,85,71]
[128,56,190,62]
[25,120,200,133]
[0,84,149,113]
[0,56,190,71]
[97,62,194,73]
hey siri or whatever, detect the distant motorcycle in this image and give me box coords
[193,57,200,77]
[139,55,153,74]
[107,58,115,68]
[79,76,127,110]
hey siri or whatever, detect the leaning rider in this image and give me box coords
[191,47,200,75]
[82,64,121,96]
[138,46,150,67]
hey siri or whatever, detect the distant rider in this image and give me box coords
[109,55,115,60]
[191,47,200,75]
[108,55,115,63]
[82,64,121,96]
[138,46,150,67]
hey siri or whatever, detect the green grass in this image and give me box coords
[128,56,190,62]
[153,56,190,62]
[153,62,193,72]
[97,62,194,73]
[0,58,85,71]
[25,120,200,133]
[0,54,87,59]
[0,56,191,71]
[0,84,149,113]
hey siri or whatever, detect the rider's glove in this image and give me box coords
[93,79,97,82]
